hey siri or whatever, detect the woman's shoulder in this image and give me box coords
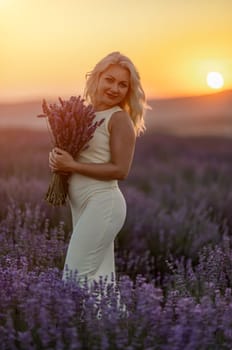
[111,108,131,122]
[109,109,135,135]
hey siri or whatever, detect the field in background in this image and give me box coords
[0,89,232,136]
[0,128,232,348]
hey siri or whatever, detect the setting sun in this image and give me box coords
[207,72,224,89]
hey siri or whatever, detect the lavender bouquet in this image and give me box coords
[38,95,103,206]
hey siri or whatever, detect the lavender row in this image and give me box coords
[1,266,232,349]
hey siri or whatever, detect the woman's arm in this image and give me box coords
[49,111,136,180]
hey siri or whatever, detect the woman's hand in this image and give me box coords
[49,147,75,173]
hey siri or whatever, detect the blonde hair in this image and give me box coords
[84,51,146,136]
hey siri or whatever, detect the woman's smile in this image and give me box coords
[106,91,119,99]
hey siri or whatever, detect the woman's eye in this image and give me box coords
[105,77,113,82]
[120,83,128,88]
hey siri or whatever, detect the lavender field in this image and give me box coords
[0,128,232,349]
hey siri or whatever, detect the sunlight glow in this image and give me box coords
[0,0,231,101]
[206,72,224,89]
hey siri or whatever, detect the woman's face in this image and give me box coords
[94,64,130,110]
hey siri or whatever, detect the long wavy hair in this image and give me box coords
[84,52,146,136]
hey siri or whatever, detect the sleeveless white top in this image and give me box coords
[68,105,122,191]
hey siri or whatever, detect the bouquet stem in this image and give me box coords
[45,173,69,206]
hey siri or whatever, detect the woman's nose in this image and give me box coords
[110,83,119,94]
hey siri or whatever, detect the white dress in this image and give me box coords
[62,106,127,285]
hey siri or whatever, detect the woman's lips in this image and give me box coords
[106,92,118,99]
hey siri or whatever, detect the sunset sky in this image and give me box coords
[1,0,232,102]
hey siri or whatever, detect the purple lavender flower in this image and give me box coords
[38,96,104,206]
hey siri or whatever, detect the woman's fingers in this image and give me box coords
[49,152,58,171]
[50,150,61,162]
[54,147,64,155]
[52,149,58,157]
[49,148,73,173]
[54,147,61,152]
[49,152,55,164]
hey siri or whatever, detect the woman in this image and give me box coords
[49,51,146,286]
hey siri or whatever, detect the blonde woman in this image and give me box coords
[49,51,146,286]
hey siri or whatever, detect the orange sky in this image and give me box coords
[1,0,232,102]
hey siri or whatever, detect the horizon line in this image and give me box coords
[0,89,231,105]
